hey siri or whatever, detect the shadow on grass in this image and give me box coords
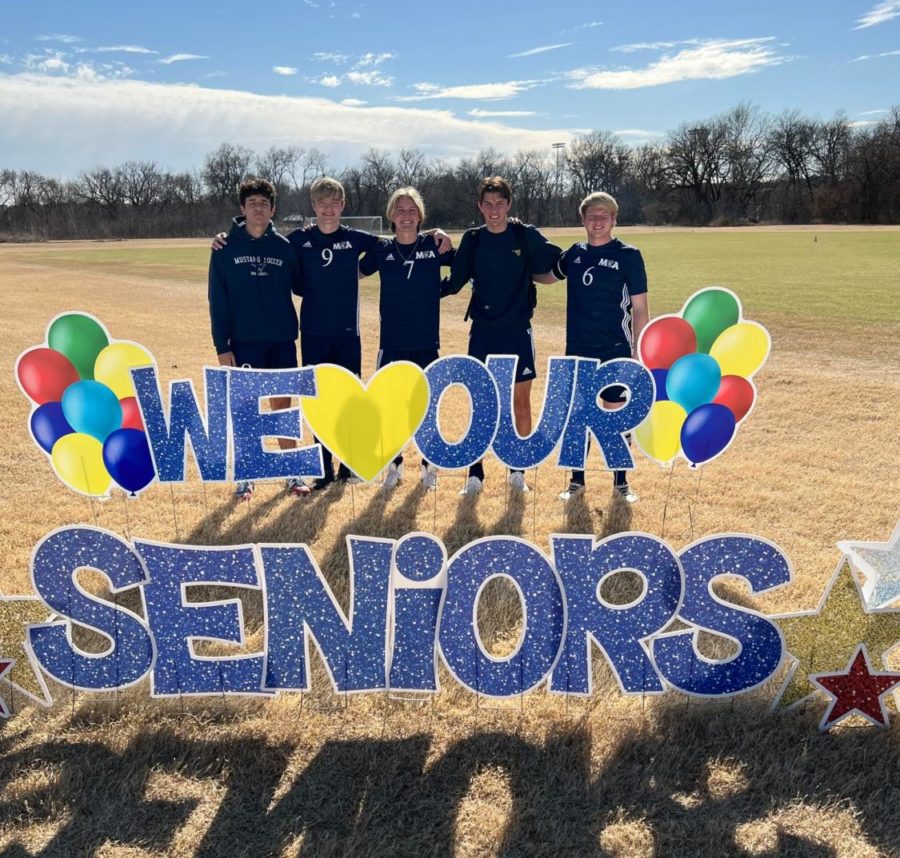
[1,700,897,857]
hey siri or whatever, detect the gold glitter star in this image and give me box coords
[772,561,900,710]
[0,595,53,707]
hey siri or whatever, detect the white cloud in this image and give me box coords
[24,51,70,74]
[83,45,158,55]
[341,97,367,106]
[345,69,393,86]
[158,53,209,65]
[0,74,577,175]
[611,39,698,53]
[0,54,12,65]
[613,128,666,144]
[569,37,788,90]
[469,108,536,117]
[273,66,298,75]
[396,79,541,101]
[507,43,572,58]
[36,34,83,44]
[858,108,889,115]
[849,49,900,62]
[849,119,879,127]
[853,1,900,29]
[318,74,342,87]
[355,52,395,67]
[312,51,350,64]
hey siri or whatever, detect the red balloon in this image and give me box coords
[120,396,145,431]
[639,317,698,370]
[16,347,80,404]
[713,375,755,422]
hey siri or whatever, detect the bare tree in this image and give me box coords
[202,143,254,201]
[566,131,631,200]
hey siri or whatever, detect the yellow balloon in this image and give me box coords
[51,433,112,496]
[709,322,770,378]
[94,341,154,399]
[635,400,687,464]
[301,362,430,481]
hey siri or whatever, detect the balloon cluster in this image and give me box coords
[635,288,770,466]
[15,313,157,497]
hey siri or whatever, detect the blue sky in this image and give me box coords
[1,0,898,176]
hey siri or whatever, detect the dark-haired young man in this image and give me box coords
[208,177,303,501]
[444,176,561,495]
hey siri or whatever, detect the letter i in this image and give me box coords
[389,534,446,692]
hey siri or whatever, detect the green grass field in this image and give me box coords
[0,227,898,857]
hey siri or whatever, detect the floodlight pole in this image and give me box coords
[552,142,566,226]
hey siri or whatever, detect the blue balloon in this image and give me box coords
[102,428,155,493]
[30,401,75,453]
[62,380,122,442]
[666,353,721,413]
[680,403,736,465]
[651,368,669,401]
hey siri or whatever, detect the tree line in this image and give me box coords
[2,102,898,240]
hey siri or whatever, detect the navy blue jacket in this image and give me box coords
[359,234,454,351]
[208,217,301,354]
[552,238,648,355]
[444,223,560,331]
[288,224,380,337]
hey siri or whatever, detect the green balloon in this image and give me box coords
[47,314,110,380]
[682,289,740,353]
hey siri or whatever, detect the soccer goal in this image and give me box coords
[339,215,384,234]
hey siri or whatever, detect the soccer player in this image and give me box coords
[358,187,454,490]
[214,176,450,491]
[208,177,303,501]
[550,191,649,503]
[444,176,561,495]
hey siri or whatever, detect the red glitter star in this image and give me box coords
[0,659,13,718]
[810,645,900,731]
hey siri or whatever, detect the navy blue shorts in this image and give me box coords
[566,346,630,403]
[469,325,536,383]
[300,333,361,375]
[377,348,439,371]
[231,340,298,370]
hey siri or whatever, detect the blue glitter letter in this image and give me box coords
[438,537,564,697]
[652,536,791,696]
[389,534,446,691]
[29,526,154,690]
[229,367,323,481]
[489,356,576,470]
[132,366,228,482]
[550,534,683,694]
[414,356,498,469]
[136,540,267,696]
[262,537,393,692]
[558,358,653,470]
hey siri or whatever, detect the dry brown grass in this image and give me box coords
[0,231,898,856]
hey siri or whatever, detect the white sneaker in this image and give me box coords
[507,471,530,493]
[459,476,483,496]
[421,463,438,491]
[286,477,311,496]
[616,483,639,503]
[383,461,403,490]
[559,480,585,502]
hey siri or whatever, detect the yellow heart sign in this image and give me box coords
[301,362,431,481]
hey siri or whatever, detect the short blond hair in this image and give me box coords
[310,176,345,204]
[386,187,426,228]
[579,191,619,217]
